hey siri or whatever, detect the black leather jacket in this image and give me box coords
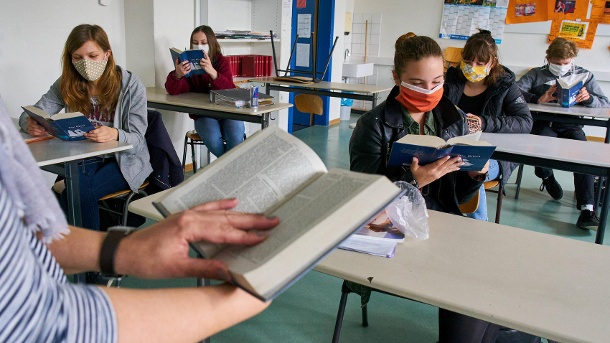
[444,65,533,186]
[349,86,482,215]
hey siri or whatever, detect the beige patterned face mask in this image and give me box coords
[72,59,107,81]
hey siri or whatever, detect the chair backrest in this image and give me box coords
[294,94,324,116]
[443,47,463,72]
[458,189,480,214]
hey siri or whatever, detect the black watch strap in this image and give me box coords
[100,226,134,277]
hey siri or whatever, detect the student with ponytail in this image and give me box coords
[350,33,500,343]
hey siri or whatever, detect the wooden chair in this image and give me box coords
[458,180,503,223]
[98,181,149,226]
[443,46,463,72]
[294,94,324,127]
[182,130,209,173]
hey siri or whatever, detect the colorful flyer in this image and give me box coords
[548,0,589,20]
[506,0,549,24]
[548,19,598,49]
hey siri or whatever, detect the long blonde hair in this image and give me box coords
[60,24,121,114]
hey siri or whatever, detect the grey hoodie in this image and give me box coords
[516,64,610,108]
[19,66,152,191]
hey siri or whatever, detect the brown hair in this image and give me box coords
[394,32,442,77]
[546,37,578,60]
[60,24,121,114]
[461,29,504,86]
[191,25,222,64]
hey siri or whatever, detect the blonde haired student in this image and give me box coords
[517,37,610,230]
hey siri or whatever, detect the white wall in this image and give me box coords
[352,0,610,136]
[0,0,127,118]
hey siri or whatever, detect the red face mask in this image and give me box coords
[395,81,444,113]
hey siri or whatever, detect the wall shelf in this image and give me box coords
[217,39,279,43]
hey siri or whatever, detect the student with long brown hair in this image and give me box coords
[165,25,244,158]
[444,29,532,221]
[19,24,152,232]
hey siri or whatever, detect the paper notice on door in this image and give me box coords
[297,14,312,38]
[296,43,310,67]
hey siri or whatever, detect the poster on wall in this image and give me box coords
[506,0,548,24]
[548,0,588,20]
[591,0,610,24]
[439,0,509,44]
[548,19,598,48]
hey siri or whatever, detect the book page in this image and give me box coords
[210,169,400,300]
[395,134,447,148]
[557,72,588,89]
[448,134,492,147]
[154,126,327,216]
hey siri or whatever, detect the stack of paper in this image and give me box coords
[339,236,397,258]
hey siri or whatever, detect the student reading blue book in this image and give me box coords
[169,47,206,77]
[517,37,610,230]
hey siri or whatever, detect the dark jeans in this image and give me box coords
[531,121,595,209]
[439,309,500,343]
[59,157,129,231]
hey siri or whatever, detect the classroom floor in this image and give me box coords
[122,114,606,342]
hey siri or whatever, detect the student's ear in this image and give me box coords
[392,70,401,87]
[105,49,112,60]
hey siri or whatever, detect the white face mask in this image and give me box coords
[548,62,572,77]
[192,44,209,54]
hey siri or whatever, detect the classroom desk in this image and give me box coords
[528,103,610,143]
[315,210,610,343]
[481,132,610,245]
[249,77,393,108]
[146,87,292,129]
[29,138,132,226]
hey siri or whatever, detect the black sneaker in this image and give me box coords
[539,175,563,200]
[576,210,599,231]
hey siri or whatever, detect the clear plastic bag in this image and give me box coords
[385,181,429,240]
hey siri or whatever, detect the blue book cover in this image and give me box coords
[169,47,206,77]
[22,106,95,141]
[557,73,588,108]
[388,134,496,172]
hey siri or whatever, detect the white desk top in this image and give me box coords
[528,102,610,119]
[146,87,292,115]
[481,133,610,168]
[250,77,393,94]
[315,210,610,342]
[28,138,132,167]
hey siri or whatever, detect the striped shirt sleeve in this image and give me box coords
[0,186,117,343]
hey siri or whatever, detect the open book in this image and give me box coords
[169,47,206,77]
[388,132,496,172]
[22,106,95,141]
[557,73,588,108]
[153,126,401,301]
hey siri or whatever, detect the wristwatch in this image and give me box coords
[100,226,135,277]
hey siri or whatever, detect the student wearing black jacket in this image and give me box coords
[350,33,497,343]
[444,30,532,221]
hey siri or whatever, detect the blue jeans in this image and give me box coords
[59,157,129,231]
[466,159,500,221]
[194,117,245,157]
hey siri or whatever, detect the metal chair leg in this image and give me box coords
[182,135,188,172]
[515,164,524,199]
[190,139,197,173]
[361,304,368,327]
[495,182,503,224]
